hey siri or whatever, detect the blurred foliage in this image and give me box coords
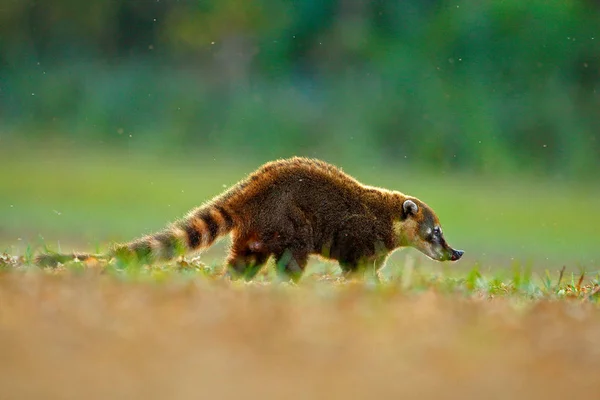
[1,0,600,178]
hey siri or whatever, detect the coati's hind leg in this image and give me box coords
[225,233,271,281]
[274,248,309,283]
[272,205,313,282]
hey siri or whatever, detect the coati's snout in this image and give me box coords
[450,249,464,261]
[396,198,464,262]
[424,241,464,262]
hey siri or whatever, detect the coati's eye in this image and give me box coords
[431,227,442,240]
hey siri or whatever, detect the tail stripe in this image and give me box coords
[181,218,204,249]
[130,240,153,262]
[149,238,163,259]
[172,227,189,245]
[154,231,180,259]
[215,205,234,231]
[197,209,219,244]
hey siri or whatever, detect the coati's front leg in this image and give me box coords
[271,205,312,282]
[339,254,387,282]
[333,217,389,282]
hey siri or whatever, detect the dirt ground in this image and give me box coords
[1,271,599,400]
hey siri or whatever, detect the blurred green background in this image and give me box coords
[1,0,599,274]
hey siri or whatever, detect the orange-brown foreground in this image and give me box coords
[1,271,599,400]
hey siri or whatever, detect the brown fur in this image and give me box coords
[35,157,463,281]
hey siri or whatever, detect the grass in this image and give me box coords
[2,251,600,301]
[2,144,600,398]
[2,251,599,302]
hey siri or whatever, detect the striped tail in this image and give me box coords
[35,201,236,267]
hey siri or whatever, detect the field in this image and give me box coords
[1,145,600,399]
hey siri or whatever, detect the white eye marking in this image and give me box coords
[426,228,432,236]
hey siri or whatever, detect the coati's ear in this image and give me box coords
[403,199,418,217]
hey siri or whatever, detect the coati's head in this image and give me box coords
[394,197,464,262]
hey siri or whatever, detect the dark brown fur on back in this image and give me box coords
[36,157,463,280]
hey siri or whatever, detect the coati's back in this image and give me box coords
[227,157,386,225]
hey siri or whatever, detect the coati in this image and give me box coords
[35,157,464,281]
